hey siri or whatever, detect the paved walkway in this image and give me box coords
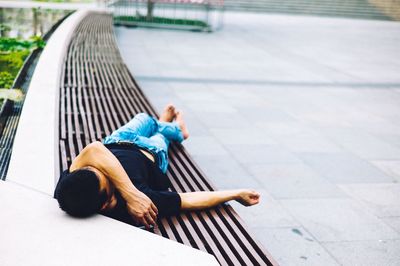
[116,12,400,265]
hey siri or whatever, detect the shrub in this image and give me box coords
[0,50,30,76]
[0,37,45,52]
[0,36,45,106]
[0,72,14,88]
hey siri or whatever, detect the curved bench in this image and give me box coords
[3,10,218,266]
[59,12,277,266]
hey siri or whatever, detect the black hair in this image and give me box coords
[55,169,107,218]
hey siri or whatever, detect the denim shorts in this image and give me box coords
[103,113,184,173]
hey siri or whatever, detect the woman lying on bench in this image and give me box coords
[55,104,260,228]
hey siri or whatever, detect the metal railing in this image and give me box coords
[108,0,224,31]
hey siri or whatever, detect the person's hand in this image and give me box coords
[125,191,158,229]
[236,190,260,206]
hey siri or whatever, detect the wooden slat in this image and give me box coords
[179,213,208,252]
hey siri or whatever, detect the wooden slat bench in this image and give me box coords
[59,12,276,266]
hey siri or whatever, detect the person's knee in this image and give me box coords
[54,169,107,218]
[135,113,157,128]
[135,112,151,120]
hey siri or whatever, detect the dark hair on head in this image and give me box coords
[55,169,107,218]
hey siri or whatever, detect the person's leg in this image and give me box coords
[133,128,174,173]
[157,121,184,143]
[103,113,158,144]
[175,111,189,140]
[146,111,189,173]
[103,104,189,173]
[146,133,170,173]
[159,104,176,123]
[151,104,188,143]
[135,108,189,173]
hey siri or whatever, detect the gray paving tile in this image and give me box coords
[375,134,400,150]
[183,136,229,156]
[382,217,400,233]
[370,160,400,182]
[322,129,400,160]
[280,198,400,242]
[210,128,278,145]
[172,88,218,103]
[358,120,400,136]
[256,121,320,138]
[273,133,344,153]
[160,67,193,78]
[135,81,175,98]
[252,227,339,266]
[190,154,260,190]
[248,163,346,199]
[187,101,237,114]
[323,240,400,266]
[297,152,394,184]
[194,111,251,128]
[226,144,302,164]
[339,184,400,218]
[239,107,297,124]
[180,119,211,137]
[221,97,268,110]
[292,110,356,127]
[212,86,267,106]
[142,95,187,113]
[230,190,299,228]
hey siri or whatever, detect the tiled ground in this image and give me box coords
[116,12,400,265]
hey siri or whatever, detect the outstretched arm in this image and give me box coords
[70,141,158,228]
[179,189,260,210]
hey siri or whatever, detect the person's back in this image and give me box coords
[99,143,182,224]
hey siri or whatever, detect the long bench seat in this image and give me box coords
[58,12,277,266]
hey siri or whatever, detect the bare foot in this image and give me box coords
[159,104,176,122]
[175,111,189,140]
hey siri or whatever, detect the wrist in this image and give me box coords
[120,186,140,201]
[232,189,243,201]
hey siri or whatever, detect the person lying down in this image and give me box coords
[55,104,260,228]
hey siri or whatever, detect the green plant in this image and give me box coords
[0,36,45,51]
[0,24,11,32]
[0,72,14,88]
[0,36,45,107]
[0,50,30,76]
[115,15,209,28]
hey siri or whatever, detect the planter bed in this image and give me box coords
[0,8,72,137]
[0,11,71,179]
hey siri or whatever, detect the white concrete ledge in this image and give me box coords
[0,181,219,266]
[7,10,91,195]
